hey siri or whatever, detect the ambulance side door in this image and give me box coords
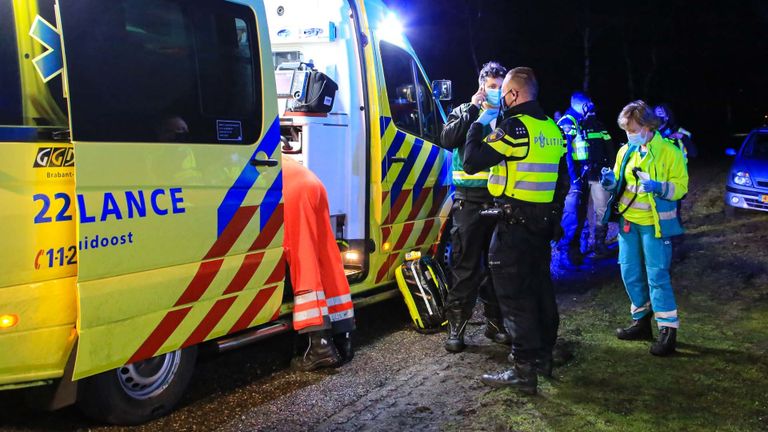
[374,40,451,283]
[58,0,285,379]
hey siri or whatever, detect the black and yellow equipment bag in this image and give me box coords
[395,254,449,333]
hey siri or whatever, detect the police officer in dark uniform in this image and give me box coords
[463,67,569,395]
[439,62,510,353]
[557,92,615,268]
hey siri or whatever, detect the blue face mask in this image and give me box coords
[627,131,647,146]
[485,88,501,107]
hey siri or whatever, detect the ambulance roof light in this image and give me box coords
[378,12,405,47]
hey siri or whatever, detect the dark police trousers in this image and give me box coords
[489,203,560,362]
[445,198,502,319]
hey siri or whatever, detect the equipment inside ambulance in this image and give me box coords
[0,0,453,425]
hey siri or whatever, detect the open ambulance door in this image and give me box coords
[372,34,452,284]
[57,0,285,382]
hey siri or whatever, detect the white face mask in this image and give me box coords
[627,130,648,146]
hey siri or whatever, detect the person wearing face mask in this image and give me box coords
[600,100,688,356]
[438,61,510,352]
[556,92,616,270]
[463,67,570,395]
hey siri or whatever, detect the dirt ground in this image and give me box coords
[1,160,767,431]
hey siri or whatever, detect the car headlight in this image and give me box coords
[733,171,753,187]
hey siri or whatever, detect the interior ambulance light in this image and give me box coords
[378,12,405,46]
[344,250,361,262]
[0,314,19,329]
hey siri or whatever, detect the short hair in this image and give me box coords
[506,67,538,99]
[571,91,591,107]
[478,61,507,86]
[617,100,661,131]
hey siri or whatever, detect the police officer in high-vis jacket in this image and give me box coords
[557,92,615,268]
[439,61,510,353]
[463,67,569,395]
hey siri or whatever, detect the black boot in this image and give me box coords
[616,313,653,341]
[480,361,538,395]
[650,326,677,356]
[484,318,512,345]
[591,225,612,258]
[333,332,354,363]
[508,353,553,378]
[444,308,468,353]
[292,330,341,371]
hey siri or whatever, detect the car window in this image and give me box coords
[743,133,768,161]
[60,0,261,144]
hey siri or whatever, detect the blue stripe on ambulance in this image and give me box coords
[381,129,406,181]
[216,117,281,236]
[390,137,422,208]
[412,144,439,201]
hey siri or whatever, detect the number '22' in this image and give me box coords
[33,193,73,224]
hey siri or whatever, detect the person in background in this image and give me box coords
[463,67,569,395]
[283,157,355,370]
[655,103,694,262]
[655,103,697,161]
[556,92,615,269]
[438,61,511,353]
[600,100,688,356]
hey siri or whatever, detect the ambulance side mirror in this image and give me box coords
[432,80,452,101]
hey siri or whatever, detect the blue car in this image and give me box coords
[725,127,768,214]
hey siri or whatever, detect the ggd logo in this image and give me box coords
[33,147,75,168]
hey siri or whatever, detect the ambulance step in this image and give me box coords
[214,321,291,353]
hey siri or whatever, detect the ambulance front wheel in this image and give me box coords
[77,346,197,425]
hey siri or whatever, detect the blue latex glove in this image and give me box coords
[475,109,499,126]
[600,167,617,190]
[639,178,663,194]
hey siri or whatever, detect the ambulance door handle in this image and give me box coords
[389,157,407,164]
[250,157,279,167]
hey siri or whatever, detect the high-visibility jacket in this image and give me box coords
[282,157,355,332]
[603,132,689,238]
[485,115,566,203]
[440,103,492,189]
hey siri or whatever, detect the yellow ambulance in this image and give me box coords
[0,0,453,423]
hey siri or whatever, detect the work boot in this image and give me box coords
[292,330,341,371]
[558,249,583,271]
[333,332,354,364]
[444,308,468,353]
[508,353,552,378]
[650,326,677,356]
[484,318,512,345]
[591,225,612,258]
[480,361,538,395]
[616,313,653,341]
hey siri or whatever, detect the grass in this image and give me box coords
[471,164,768,432]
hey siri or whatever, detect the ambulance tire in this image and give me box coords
[77,346,197,425]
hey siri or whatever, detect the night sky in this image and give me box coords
[383,0,768,157]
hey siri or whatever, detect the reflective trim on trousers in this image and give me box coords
[516,162,559,173]
[295,291,325,305]
[514,180,557,191]
[329,309,354,322]
[293,307,329,322]
[631,301,651,316]
[326,294,352,307]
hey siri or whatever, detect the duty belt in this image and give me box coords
[479,204,526,224]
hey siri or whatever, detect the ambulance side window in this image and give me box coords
[60,0,261,144]
[380,41,439,143]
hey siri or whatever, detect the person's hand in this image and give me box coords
[475,108,499,126]
[671,132,684,140]
[600,167,617,191]
[471,86,485,107]
[638,178,663,194]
